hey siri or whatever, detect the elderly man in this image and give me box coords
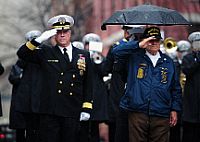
[17,15,93,142]
[112,26,182,142]
[100,25,145,142]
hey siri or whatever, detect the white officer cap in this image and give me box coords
[82,33,101,45]
[177,40,191,52]
[72,41,84,50]
[47,15,74,30]
[188,31,200,42]
[25,30,41,41]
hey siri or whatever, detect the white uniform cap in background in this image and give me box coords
[25,30,41,41]
[177,40,191,52]
[82,33,101,45]
[47,15,74,30]
[72,41,84,50]
[188,31,200,42]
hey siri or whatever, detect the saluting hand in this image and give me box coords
[139,36,156,49]
[35,29,57,43]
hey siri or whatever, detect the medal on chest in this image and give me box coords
[77,54,86,76]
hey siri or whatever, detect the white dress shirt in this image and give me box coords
[146,51,161,67]
[59,43,73,62]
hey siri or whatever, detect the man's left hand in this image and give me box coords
[169,111,177,127]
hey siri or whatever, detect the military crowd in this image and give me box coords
[0,14,200,142]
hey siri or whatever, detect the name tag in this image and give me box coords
[47,60,59,63]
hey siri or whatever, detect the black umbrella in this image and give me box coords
[101,4,190,30]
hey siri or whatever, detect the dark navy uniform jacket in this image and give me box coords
[90,62,109,121]
[100,39,128,121]
[182,51,200,123]
[17,40,93,118]
[9,59,42,114]
[8,59,42,129]
[112,40,182,118]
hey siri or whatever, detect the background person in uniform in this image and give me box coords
[17,15,93,142]
[8,30,42,142]
[169,40,191,142]
[101,25,145,142]
[122,25,145,41]
[112,26,182,142]
[177,41,191,63]
[79,33,109,142]
[0,62,4,117]
[182,31,200,142]
[174,40,191,76]
[72,41,84,50]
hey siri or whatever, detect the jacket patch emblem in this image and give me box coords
[77,54,86,76]
[137,63,147,79]
[160,67,168,83]
[137,67,144,79]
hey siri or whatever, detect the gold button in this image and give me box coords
[71,83,74,87]
[59,81,63,84]
[58,90,62,93]
[61,72,64,75]
[70,92,73,95]
[72,74,76,78]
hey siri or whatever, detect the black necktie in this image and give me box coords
[63,48,70,62]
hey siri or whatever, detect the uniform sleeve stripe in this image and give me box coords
[26,41,37,50]
[82,102,92,109]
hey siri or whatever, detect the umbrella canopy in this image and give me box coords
[101,4,190,30]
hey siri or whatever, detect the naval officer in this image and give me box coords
[17,14,93,142]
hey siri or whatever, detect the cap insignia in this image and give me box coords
[58,17,66,25]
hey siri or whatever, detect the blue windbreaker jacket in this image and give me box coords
[112,40,182,118]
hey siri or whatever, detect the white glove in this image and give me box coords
[80,112,90,121]
[35,29,57,43]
